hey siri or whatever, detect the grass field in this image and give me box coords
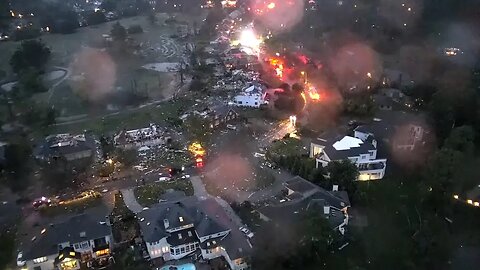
[50,97,194,135]
[0,13,201,122]
[134,180,194,206]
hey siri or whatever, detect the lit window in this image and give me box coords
[179,216,184,222]
[467,199,473,205]
[33,257,48,264]
[95,249,109,256]
[178,233,182,239]
[188,231,192,237]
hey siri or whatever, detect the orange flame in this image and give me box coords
[268,57,285,79]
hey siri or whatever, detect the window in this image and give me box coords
[180,247,185,253]
[186,246,190,252]
[170,248,175,254]
[162,246,169,253]
[179,216,184,222]
[187,231,192,237]
[254,102,258,105]
[34,267,42,270]
[178,233,182,239]
[74,244,80,249]
[33,257,48,264]
[80,241,90,249]
[238,101,243,104]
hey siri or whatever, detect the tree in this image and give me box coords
[17,68,48,95]
[443,125,475,155]
[297,209,338,265]
[116,148,137,167]
[147,11,157,25]
[3,141,32,191]
[327,160,359,194]
[85,10,106,25]
[183,115,211,143]
[100,136,115,159]
[44,107,57,126]
[110,22,127,41]
[10,40,51,74]
[100,0,117,11]
[127,25,143,34]
[424,148,463,211]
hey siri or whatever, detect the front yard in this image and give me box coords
[134,180,194,206]
[110,192,139,243]
[39,191,102,217]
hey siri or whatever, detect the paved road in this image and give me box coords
[120,189,143,213]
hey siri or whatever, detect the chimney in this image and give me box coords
[163,219,169,229]
[332,185,339,192]
[323,206,330,215]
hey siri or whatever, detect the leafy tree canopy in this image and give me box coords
[10,40,51,74]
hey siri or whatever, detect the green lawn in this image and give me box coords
[266,137,306,160]
[52,97,194,135]
[134,180,193,206]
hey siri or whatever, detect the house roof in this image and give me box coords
[34,133,95,160]
[312,134,376,161]
[285,176,318,195]
[137,196,252,260]
[221,230,252,260]
[167,228,198,247]
[137,197,228,242]
[259,176,350,230]
[210,104,238,118]
[24,214,112,260]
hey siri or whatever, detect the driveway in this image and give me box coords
[190,176,243,228]
[120,189,143,213]
[190,176,208,199]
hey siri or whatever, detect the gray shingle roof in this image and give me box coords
[312,134,376,160]
[259,176,350,230]
[167,228,198,247]
[137,196,253,260]
[23,214,112,260]
[34,133,96,160]
[137,197,228,243]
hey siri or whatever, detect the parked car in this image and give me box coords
[158,176,171,182]
[239,226,254,238]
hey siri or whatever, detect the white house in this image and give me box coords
[138,197,251,270]
[310,132,387,181]
[232,85,265,108]
[22,214,113,270]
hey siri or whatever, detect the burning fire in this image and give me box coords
[268,57,285,79]
[237,29,263,55]
[188,142,205,156]
[306,84,320,101]
[267,2,276,9]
